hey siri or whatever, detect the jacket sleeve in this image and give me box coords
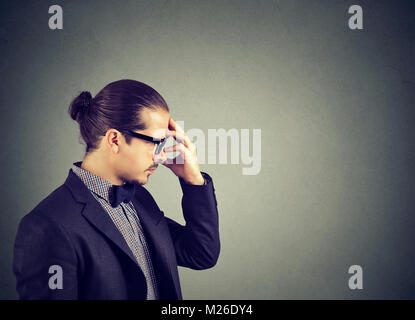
[166,172,220,270]
[13,211,78,299]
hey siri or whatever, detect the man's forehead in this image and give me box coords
[141,108,170,134]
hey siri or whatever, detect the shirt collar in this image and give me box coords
[71,161,113,202]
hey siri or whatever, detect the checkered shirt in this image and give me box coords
[71,161,159,300]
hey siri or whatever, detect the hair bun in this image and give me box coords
[69,91,93,122]
[79,91,92,108]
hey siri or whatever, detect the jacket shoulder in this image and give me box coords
[23,183,81,225]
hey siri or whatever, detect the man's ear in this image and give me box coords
[106,129,121,153]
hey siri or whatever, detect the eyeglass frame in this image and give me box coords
[101,129,167,155]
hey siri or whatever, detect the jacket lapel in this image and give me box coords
[132,187,182,299]
[64,170,140,268]
[64,169,181,299]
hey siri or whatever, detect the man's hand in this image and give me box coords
[161,117,205,185]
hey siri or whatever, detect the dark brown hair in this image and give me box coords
[69,79,169,153]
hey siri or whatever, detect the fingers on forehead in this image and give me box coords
[166,129,192,147]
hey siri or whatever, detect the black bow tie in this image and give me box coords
[108,182,136,207]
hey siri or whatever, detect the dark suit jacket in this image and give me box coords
[13,169,220,299]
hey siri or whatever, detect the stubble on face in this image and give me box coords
[139,108,170,182]
[120,108,170,185]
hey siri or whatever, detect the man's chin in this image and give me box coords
[139,172,153,185]
[136,177,148,185]
[125,176,147,186]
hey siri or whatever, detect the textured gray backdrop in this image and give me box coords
[0,0,414,299]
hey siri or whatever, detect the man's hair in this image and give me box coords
[68,79,169,153]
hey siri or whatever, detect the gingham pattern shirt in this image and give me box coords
[71,161,159,300]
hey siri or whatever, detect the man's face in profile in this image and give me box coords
[116,108,170,185]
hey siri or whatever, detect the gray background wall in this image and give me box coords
[0,0,414,299]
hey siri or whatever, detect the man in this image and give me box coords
[13,79,220,299]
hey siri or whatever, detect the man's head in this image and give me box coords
[69,79,170,185]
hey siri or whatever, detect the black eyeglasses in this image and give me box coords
[102,130,167,155]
